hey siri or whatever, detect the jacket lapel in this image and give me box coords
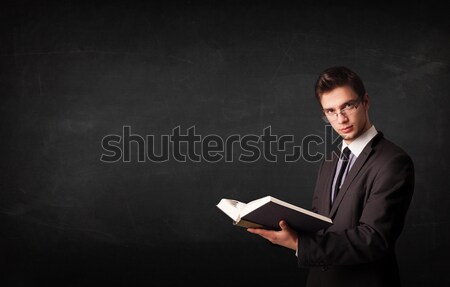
[329,132,383,218]
[322,153,339,215]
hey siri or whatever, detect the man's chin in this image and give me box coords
[340,133,355,142]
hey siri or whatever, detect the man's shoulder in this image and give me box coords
[373,132,413,164]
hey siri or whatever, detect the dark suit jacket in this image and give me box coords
[297,132,414,287]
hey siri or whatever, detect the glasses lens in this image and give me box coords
[321,98,361,123]
[343,103,358,117]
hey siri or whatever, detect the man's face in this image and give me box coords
[320,86,371,144]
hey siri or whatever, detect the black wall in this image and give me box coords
[1,1,449,286]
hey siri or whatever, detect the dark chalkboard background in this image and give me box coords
[1,0,449,286]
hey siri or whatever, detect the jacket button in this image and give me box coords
[321,266,328,271]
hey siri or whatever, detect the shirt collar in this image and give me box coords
[341,125,378,157]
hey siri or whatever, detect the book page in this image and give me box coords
[216,199,246,222]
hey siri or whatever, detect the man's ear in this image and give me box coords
[363,93,370,109]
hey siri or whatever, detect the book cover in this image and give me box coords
[217,196,332,234]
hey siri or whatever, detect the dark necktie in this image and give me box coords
[333,147,351,203]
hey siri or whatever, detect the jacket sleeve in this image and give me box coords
[297,152,414,267]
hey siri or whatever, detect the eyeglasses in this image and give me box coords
[321,98,361,123]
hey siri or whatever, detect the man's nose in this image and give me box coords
[337,112,348,124]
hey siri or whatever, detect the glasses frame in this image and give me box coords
[321,98,362,123]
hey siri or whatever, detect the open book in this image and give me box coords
[216,196,332,234]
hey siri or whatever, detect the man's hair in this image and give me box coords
[314,66,366,102]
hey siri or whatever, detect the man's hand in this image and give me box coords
[247,220,298,251]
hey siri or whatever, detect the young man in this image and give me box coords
[247,66,415,287]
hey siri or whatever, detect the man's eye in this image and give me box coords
[325,110,334,115]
